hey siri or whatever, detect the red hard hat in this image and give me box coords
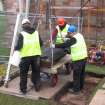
[57,18,65,26]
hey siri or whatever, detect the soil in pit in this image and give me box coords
[58,75,101,105]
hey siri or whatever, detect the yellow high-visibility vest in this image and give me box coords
[20,31,41,57]
[55,24,69,44]
[71,33,87,61]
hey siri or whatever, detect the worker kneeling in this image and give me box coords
[15,18,43,94]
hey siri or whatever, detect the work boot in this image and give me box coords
[20,89,27,95]
[68,89,80,95]
[34,83,41,92]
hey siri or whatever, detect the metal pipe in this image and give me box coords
[4,0,23,87]
[4,14,21,86]
[19,0,23,13]
[80,0,84,18]
[25,0,30,18]
[48,0,54,68]
[51,6,94,10]
[80,0,84,32]
[78,16,80,32]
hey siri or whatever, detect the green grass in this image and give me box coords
[0,48,10,56]
[0,16,10,56]
[0,16,6,39]
[0,93,50,105]
[85,64,105,75]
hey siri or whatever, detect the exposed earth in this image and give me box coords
[57,75,101,105]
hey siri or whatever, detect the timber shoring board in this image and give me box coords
[0,73,72,100]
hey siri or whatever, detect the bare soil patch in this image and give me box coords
[58,75,101,105]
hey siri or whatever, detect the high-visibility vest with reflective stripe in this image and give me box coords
[71,33,87,61]
[20,31,41,57]
[55,24,69,44]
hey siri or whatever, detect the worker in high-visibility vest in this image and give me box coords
[51,18,69,44]
[53,24,88,94]
[51,18,71,74]
[15,18,43,94]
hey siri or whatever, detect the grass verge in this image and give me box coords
[0,93,50,105]
[0,16,10,56]
[85,64,105,75]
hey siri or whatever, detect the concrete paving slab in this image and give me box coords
[0,73,72,100]
[89,89,105,105]
[102,83,105,89]
[0,1,3,11]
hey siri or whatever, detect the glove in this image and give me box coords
[64,38,70,42]
[50,43,55,48]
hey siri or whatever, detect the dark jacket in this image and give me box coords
[15,27,43,51]
[55,37,76,49]
[55,37,76,54]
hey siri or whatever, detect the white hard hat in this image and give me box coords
[22,18,30,25]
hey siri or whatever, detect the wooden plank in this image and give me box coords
[0,73,73,100]
[0,87,39,100]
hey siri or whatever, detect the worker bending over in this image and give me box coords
[53,24,88,94]
[51,18,71,74]
[15,18,43,94]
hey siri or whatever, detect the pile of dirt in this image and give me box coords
[57,75,101,105]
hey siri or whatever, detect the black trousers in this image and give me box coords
[72,58,87,92]
[19,56,40,91]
